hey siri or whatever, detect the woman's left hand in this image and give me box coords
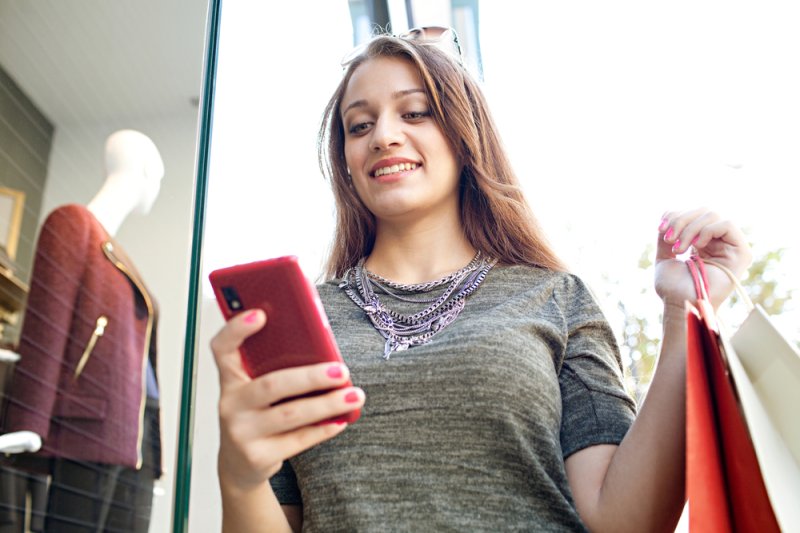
[654,207,752,309]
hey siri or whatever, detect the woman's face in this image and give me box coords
[340,56,460,225]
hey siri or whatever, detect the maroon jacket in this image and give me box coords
[4,204,161,476]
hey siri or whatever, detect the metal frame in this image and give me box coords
[172,0,222,530]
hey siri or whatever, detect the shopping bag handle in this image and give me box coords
[689,255,755,312]
[686,255,710,302]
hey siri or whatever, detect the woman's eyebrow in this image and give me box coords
[393,88,425,99]
[342,88,426,116]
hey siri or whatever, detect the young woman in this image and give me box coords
[211,30,751,532]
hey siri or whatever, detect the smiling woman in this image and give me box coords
[201,23,753,533]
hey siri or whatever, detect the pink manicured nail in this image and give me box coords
[664,227,674,240]
[326,365,344,379]
[658,218,669,232]
[243,310,260,324]
[672,239,681,252]
[319,418,348,426]
[344,390,361,404]
[691,236,699,246]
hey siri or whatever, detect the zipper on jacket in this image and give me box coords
[103,241,154,471]
[74,315,109,380]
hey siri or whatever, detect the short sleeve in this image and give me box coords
[269,460,302,505]
[556,274,637,458]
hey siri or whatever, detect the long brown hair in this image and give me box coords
[319,35,566,278]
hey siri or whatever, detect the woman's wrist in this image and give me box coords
[662,300,688,316]
[219,463,291,533]
[660,301,689,337]
[218,456,276,496]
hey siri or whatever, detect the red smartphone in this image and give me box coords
[209,255,360,424]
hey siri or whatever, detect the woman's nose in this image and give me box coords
[369,116,404,151]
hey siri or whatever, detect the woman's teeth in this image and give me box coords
[374,162,417,177]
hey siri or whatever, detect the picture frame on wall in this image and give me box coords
[0,187,25,265]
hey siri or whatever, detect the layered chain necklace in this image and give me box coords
[340,251,497,359]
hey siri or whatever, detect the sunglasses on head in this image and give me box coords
[341,26,464,68]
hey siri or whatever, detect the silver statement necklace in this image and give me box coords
[340,251,498,359]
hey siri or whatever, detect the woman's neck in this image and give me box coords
[365,215,476,285]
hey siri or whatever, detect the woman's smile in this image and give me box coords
[370,158,421,185]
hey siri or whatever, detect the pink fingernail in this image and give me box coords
[691,236,699,246]
[672,239,681,252]
[664,227,674,240]
[244,310,259,324]
[658,218,669,232]
[319,419,348,426]
[326,365,344,379]
[344,390,361,404]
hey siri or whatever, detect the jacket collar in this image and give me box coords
[100,239,158,317]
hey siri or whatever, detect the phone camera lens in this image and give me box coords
[221,286,243,312]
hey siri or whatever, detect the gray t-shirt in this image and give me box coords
[270,264,637,532]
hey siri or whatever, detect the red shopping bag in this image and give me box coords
[685,257,779,532]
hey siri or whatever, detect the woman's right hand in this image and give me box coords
[210,308,364,491]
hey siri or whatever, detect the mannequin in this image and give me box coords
[88,129,165,235]
[0,129,165,533]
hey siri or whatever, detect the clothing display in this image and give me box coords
[271,264,637,532]
[3,204,162,472]
[1,203,162,530]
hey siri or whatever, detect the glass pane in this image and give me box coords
[0,1,210,531]
[186,1,800,531]
[188,1,354,528]
[478,2,800,393]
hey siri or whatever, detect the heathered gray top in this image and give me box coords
[270,264,637,532]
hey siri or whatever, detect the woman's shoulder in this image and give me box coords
[490,263,579,286]
[491,264,599,305]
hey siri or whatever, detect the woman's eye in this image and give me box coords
[348,122,371,135]
[404,110,431,120]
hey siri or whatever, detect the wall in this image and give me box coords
[0,64,53,284]
[0,65,54,349]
